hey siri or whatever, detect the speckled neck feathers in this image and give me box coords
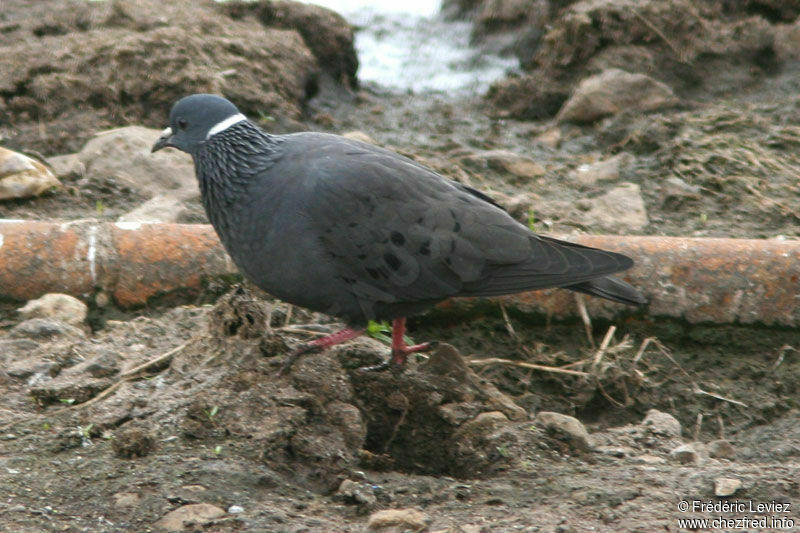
[193,121,284,232]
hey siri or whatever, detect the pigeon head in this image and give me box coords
[152,94,247,155]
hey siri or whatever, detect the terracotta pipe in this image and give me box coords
[0,220,237,308]
[0,220,797,326]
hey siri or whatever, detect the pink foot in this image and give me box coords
[279,327,364,375]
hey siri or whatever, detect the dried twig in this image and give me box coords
[58,341,190,412]
[498,302,517,340]
[591,326,616,373]
[468,357,590,377]
[693,413,703,441]
[632,9,687,63]
[771,344,797,371]
[575,294,594,347]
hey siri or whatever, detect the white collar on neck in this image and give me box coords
[206,113,247,139]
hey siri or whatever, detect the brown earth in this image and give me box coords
[1,0,799,532]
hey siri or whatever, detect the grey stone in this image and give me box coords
[9,318,85,340]
[580,182,648,232]
[642,409,682,437]
[536,411,593,451]
[0,147,61,200]
[558,68,677,123]
[714,477,742,497]
[18,293,88,328]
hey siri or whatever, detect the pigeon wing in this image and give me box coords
[304,141,632,310]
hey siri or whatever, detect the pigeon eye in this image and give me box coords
[177,119,188,130]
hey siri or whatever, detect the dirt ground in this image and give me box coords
[1,1,800,532]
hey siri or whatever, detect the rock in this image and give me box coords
[153,503,226,532]
[18,293,88,328]
[487,75,569,120]
[227,504,244,514]
[714,477,742,497]
[580,182,648,232]
[641,409,682,437]
[669,442,706,464]
[46,153,85,179]
[0,147,61,200]
[9,318,86,340]
[342,130,377,145]
[631,454,666,465]
[460,149,545,181]
[557,69,677,123]
[455,411,510,439]
[336,479,377,508]
[535,411,593,452]
[118,195,190,224]
[571,153,633,187]
[661,176,702,207]
[5,358,57,382]
[534,127,562,148]
[113,492,142,507]
[79,126,197,201]
[366,509,430,532]
[495,192,540,224]
[708,439,736,460]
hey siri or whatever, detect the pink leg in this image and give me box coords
[389,317,431,366]
[279,327,364,374]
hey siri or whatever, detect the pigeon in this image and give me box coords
[152,94,645,370]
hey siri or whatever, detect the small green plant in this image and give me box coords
[59,398,75,405]
[79,424,94,439]
[527,207,537,232]
[205,406,219,422]
[214,445,222,455]
[95,200,105,215]
[366,320,413,346]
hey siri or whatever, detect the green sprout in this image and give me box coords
[527,207,537,232]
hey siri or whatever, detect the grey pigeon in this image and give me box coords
[152,94,645,370]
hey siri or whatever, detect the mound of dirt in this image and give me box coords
[0,0,356,154]
[476,0,797,120]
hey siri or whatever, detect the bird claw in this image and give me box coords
[356,340,437,373]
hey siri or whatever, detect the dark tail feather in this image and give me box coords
[565,276,646,306]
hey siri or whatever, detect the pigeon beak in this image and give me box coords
[151,127,174,153]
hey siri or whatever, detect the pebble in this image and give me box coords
[366,508,430,532]
[579,182,649,232]
[342,130,377,145]
[9,318,86,340]
[113,492,142,507]
[153,503,226,531]
[714,477,742,497]
[571,152,634,187]
[18,293,88,328]
[708,439,736,460]
[535,411,593,452]
[460,149,545,181]
[227,504,244,514]
[337,479,378,508]
[669,442,706,464]
[0,146,61,200]
[641,409,682,437]
[557,68,677,123]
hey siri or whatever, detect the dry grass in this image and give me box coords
[661,102,800,221]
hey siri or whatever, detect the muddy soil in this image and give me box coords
[1,1,800,532]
